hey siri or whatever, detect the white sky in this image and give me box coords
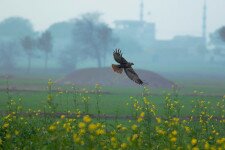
[0,0,225,39]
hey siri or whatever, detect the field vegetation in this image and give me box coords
[0,76,224,149]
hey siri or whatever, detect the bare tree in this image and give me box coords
[21,36,35,73]
[0,41,17,73]
[72,13,116,68]
[37,31,52,70]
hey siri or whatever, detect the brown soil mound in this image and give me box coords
[56,67,175,88]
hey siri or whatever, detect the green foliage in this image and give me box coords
[0,81,224,149]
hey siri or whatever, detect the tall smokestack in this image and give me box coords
[140,0,144,22]
[202,0,207,44]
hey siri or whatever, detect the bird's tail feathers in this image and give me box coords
[112,64,123,74]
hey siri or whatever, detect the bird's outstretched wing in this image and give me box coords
[124,67,144,85]
[113,49,128,64]
[112,64,123,74]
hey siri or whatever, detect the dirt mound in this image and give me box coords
[56,67,175,88]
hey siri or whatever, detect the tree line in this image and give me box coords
[0,12,225,74]
[0,13,117,74]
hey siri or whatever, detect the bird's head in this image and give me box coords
[129,62,134,66]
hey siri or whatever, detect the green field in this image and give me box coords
[0,75,224,149]
[0,75,225,115]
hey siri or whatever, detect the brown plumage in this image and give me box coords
[112,49,144,85]
[112,64,123,74]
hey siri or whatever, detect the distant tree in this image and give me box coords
[21,36,35,73]
[210,26,225,57]
[48,21,74,39]
[58,34,90,72]
[58,49,76,72]
[0,41,17,73]
[48,21,74,69]
[37,31,53,70]
[0,17,35,40]
[72,13,117,68]
[58,45,79,72]
[219,26,225,42]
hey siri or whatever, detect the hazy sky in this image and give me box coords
[0,0,225,39]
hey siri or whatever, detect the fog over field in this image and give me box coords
[0,0,225,83]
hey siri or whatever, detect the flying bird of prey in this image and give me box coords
[112,49,144,85]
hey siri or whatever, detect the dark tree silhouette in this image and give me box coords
[219,26,225,42]
[37,31,53,70]
[72,13,117,68]
[210,26,225,57]
[21,36,35,73]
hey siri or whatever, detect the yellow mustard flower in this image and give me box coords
[185,126,191,133]
[192,147,199,150]
[5,133,11,139]
[209,146,216,150]
[131,134,138,141]
[80,140,85,145]
[88,123,97,132]
[83,115,91,123]
[140,112,145,118]
[131,124,138,131]
[137,117,143,122]
[191,138,197,146]
[14,130,19,135]
[47,95,53,101]
[121,143,128,149]
[79,129,86,135]
[156,117,161,123]
[172,117,179,122]
[216,138,224,145]
[111,130,116,135]
[172,130,177,136]
[78,122,86,128]
[121,127,127,131]
[49,125,56,132]
[159,130,165,135]
[144,98,150,105]
[96,123,101,128]
[63,123,71,132]
[60,115,65,119]
[156,128,165,135]
[111,137,117,143]
[117,124,123,129]
[73,133,80,143]
[170,137,177,142]
[3,123,9,128]
[96,129,105,135]
[204,142,210,149]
